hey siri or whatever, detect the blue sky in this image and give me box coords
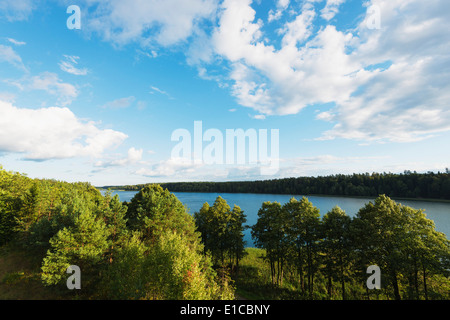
[0,0,449,186]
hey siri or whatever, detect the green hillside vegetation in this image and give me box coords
[0,166,233,300]
[1,165,449,300]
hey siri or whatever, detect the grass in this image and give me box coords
[0,244,60,300]
[234,247,302,300]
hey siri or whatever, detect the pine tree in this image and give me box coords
[41,208,110,289]
[322,206,352,299]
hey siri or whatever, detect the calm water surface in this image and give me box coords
[107,190,450,247]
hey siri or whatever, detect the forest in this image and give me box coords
[104,170,450,201]
[1,165,450,300]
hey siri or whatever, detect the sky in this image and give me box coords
[0,0,449,186]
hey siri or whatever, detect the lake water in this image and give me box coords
[106,190,450,247]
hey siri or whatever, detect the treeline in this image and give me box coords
[250,195,450,300]
[0,166,234,300]
[105,170,450,200]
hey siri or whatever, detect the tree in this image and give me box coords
[96,191,129,264]
[194,197,247,269]
[41,209,110,290]
[127,184,198,244]
[402,207,450,300]
[97,231,149,299]
[322,206,352,299]
[0,166,32,244]
[228,205,247,270]
[352,195,405,300]
[208,196,232,265]
[251,201,289,286]
[283,197,321,297]
[351,195,450,300]
[141,231,234,300]
[100,231,235,300]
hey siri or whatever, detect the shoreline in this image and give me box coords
[97,188,450,204]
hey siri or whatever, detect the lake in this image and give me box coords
[105,190,450,247]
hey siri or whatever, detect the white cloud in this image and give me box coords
[95,147,143,168]
[131,154,393,182]
[321,0,346,21]
[316,0,450,143]
[82,0,218,47]
[101,96,136,109]
[268,0,290,22]
[59,55,89,76]
[135,157,204,178]
[150,86,174,100]
[212,0,364,116]
[251,114,266,120]
[204,0,450,143]
[8,72,78,106]
[27,72,78,106]
[0,100,128,161]
[0,0,34,21]
[0,44,26,71]
[136,49,158,60]
[6,38,26,46]
[0,92,15,102]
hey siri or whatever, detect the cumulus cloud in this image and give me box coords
[321,0,346,21]
[212,0,365,116]
[16,0,444,145]
[206,0,450,143]
[316,0,450,142]
[0,100,128,161]
[268,0,290,22]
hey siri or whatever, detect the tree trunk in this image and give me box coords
[422,264,428,301]
[340,259,346,300]
[327,275,332,298]
[414,259,420,300]
[391,270,401,300]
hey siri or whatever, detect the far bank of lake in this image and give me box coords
[104,190,450,247]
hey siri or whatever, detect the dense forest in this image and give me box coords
[0,166,234,300]
[1,165,450,300]
[103,170,450,201]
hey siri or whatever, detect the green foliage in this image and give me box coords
[126,184,198,244]
[251,201,287,286]
[99,231,235,300]
[0,167,32,244]
[41,209,110,287]
[97,232,148,299]
[142,231,234,300]
[321,206,352,299]
[352,195,450,300]
[194,196,247,268]
[2,165,449,300]
[250,195,450,300]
